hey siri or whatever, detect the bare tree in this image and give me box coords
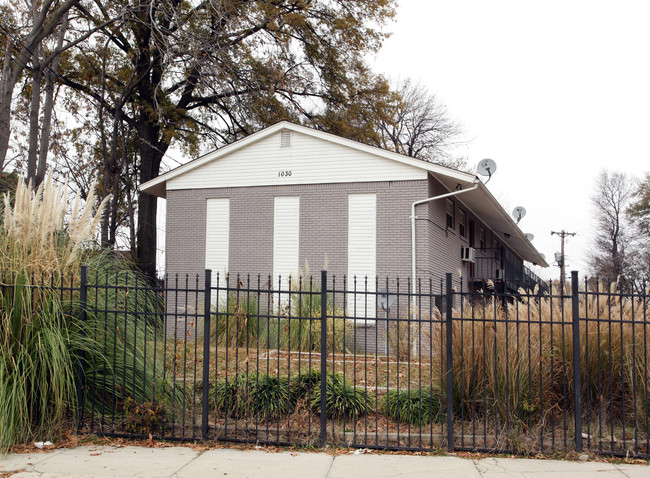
[377,79,464,167]
[25,8,70,188]
[589,170,635,279]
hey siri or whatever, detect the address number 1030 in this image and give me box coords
[278,170,293,177]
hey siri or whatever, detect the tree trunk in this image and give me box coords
[0,38,16,172]
[27,55,42,185]
[35,11,68,188]
[36,65,56,188]
[136,121,165,280]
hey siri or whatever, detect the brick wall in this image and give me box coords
[166,179,431,282]
[165,180,430,344]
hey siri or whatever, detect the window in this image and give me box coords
[458,209,467,237]
[445,199,454,229]
[479,228,485,250]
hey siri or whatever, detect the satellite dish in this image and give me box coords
[540,253,546,261]
[512,206,526,224]
[477,158,497,179]
[525,233,534,242]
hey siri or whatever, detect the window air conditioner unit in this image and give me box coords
[495,269,505,281]
[461,247,475,263]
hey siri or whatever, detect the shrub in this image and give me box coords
[123,398,165,435]
[293,369,323,398]
[382,388,442,425]
[81,256,171,418]
[212,374,248,417]
[309,372,371,419]
[213,373,294,420]
[248,374,293,419]
[212,370,371,422]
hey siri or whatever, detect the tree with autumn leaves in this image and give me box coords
[1,0,463,277]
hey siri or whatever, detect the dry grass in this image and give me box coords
[1,175,109,278]
[439,280,650,445]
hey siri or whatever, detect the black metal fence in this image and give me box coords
[3,268,650,457]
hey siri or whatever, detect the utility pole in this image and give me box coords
[551,230,576,284]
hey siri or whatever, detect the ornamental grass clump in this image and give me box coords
[0,175,108,277]
[310,372,371,419]
[248,374,293,419]
[212,373,294,420]
[382,388,442,425]
[0,176,108,450]
[81,257,168,417]
[433,279,650,438]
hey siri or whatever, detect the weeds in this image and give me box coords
[212,279,350,353]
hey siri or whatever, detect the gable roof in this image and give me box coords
[141,121,548,267]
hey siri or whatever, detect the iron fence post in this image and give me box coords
[76,265,88,432]
[445,272,454,451]
[202,269,212,440]
[571,270,582,452]
[320,270,328,446]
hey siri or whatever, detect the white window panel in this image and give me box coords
[205,198,229,306]
[273,196,300,312]
[348,193,376,322]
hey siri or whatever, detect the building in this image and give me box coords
[141,121,548,321]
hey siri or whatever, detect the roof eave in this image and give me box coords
[476,182,549,267]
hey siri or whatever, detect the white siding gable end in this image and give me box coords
[167,130,426,190]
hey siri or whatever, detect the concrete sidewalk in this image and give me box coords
[1,445,649,478]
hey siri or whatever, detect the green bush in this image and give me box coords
[81,255,169,413]
[292,369,323,398]
[248,374,293,419]
[309,372,371,419]
[212,373,294,420]
[212,374,248,417]
[212,370,371,421]
[381,388,442,425]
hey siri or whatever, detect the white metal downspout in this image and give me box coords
[410,180,480,299]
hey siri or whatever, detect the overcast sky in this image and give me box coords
[370,0,650,279]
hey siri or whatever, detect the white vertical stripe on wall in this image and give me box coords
[348,193,377,322]
[205,198,230,305]
[273,196,300,309]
